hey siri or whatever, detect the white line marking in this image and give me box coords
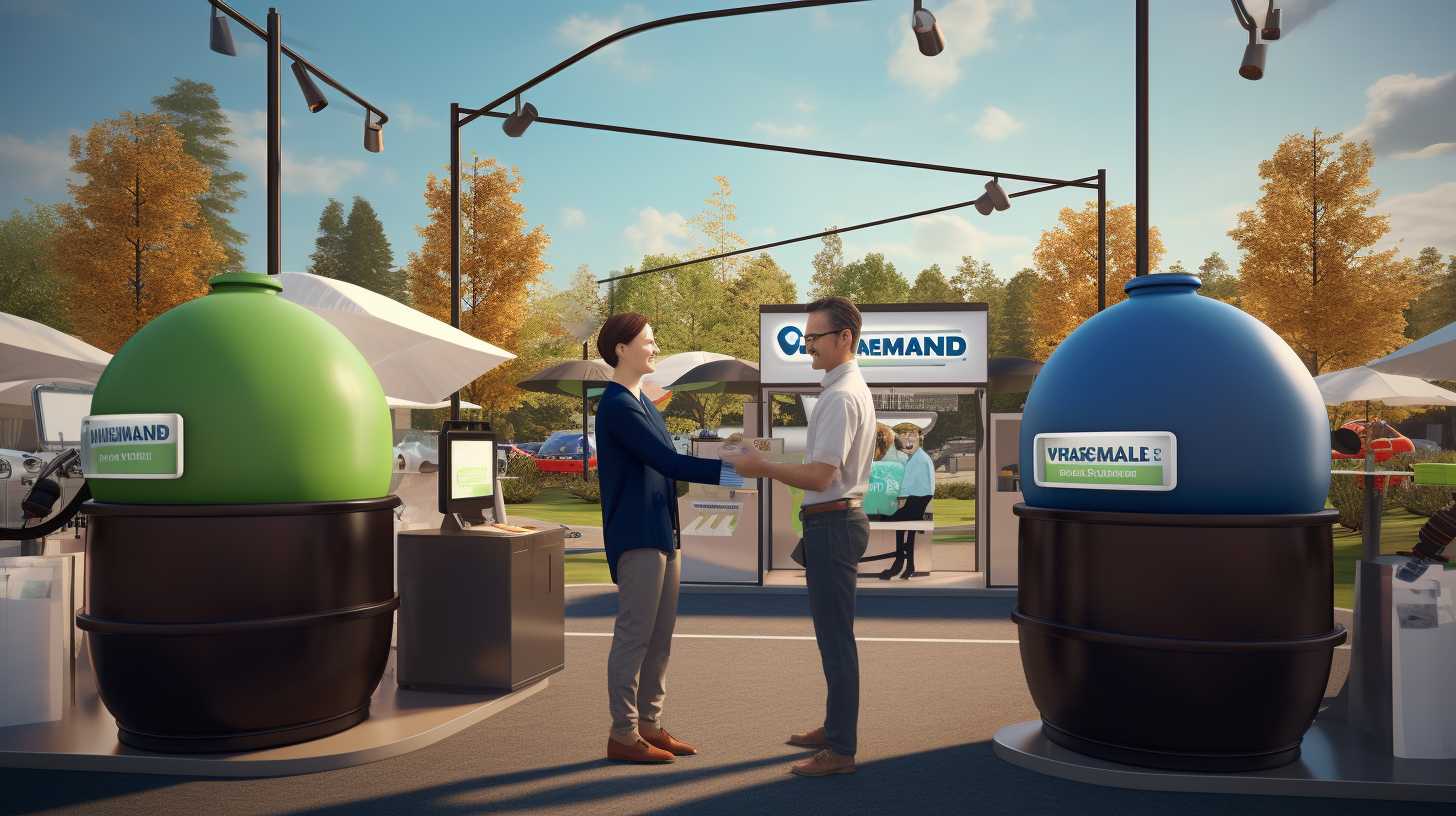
[565,633,1354,649]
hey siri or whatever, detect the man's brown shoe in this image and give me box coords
[790,749,857,777]
[641,728,697,756]
[606,737,675,764]
[786,726,830,748]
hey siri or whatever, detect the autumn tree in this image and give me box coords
[308,198,347,279]
[909,264,958,303]
[0,205,68,331]
[153,78,246,274]
[52,112,222,351]
[1030,201,1160,359]
[1231,130,1417,375]
[406,154,549,417]
[1197,250,1240,307]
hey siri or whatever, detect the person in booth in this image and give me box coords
[877,422,935,580]
[594,312,745,765]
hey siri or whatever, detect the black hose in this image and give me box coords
[0,483,91,540]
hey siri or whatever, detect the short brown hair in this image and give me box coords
[597,312,649,367]
[806,296,862,342]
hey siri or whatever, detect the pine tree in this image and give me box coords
[152,78,246,273]
[342,197,403,302]
[307,198,347,279]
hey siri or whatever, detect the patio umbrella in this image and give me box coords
[278,272,514,404]
[1314,366,1456,409]
[988,356,1042,393]
[518,358,614,480]
[1366,320,1456,380]
[385,397,482,410]
[666,359,760,396]
[0,378,96,406]
[0,313,112,383]
[644,351,733,391]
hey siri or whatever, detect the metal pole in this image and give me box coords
[1135,0,1149,277]
[450,103,461,422]
[581,341,590,482]
[266,8,281,277]
[1097,168,1107,310]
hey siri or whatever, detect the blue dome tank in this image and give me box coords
[1018,273,1329,514]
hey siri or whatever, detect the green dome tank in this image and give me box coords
[89,273,392,504]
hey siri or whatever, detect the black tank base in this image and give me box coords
[118,705,371,755]
[1041,720,1301,773]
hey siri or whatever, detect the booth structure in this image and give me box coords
[679,303,1003,588]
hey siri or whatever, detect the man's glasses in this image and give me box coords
[802,327,849,345]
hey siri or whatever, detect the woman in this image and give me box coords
[594,312,742,764]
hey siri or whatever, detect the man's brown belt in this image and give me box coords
[800,498,862,517]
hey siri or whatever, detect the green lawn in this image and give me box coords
[566,553,612,585]
[1332,507,1424,609]
[508,486,604,527]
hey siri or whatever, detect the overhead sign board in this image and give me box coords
[759,304,987,387]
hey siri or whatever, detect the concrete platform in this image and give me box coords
[0,641,545,778]
[993,715,1456,803]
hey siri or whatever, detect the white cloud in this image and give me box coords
[623,207,691,256]
[0,132,74,193]
[972,106,1023,141]
[843,212,1033,275]
[795,100,814,114]
[556,5,651,79]
[1346,72,1456,159]
[1379,182,1456,255]
[562,207,587,228]
[888,0,1019,99]
[388,102,437,133]
[752,121,813,140]
[225,109,365,195]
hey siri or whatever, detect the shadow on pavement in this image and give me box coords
[0,769,180,815]
[567,589,1018,623]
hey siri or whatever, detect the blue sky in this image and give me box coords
[3,0,1454,296]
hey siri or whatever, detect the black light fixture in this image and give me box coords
[1240,41,1266,80]
[290,61,329,112]
[1261,4,1282,40]
[209,5,237,56]
[912,1,944,57]
[502,98,539,138]
[974,179,1010,215]
[364,112,383,153]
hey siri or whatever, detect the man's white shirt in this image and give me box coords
[803,359,876,506]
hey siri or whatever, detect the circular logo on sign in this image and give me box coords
[776,325,804,358]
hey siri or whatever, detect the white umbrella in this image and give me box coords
[385,397,482,410]
[279,273,515,404]
[645,351,733,391]
[1366,321,1456,380]
[1314,366,1456,407]
[0,378,96,406]
[0,313,111,383]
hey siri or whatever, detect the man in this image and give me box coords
[724,296,875,777]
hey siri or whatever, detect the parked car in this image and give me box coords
[1,448,83,530]
[516,442,543,456]
[1411,438,1442,455]
[393,430,512,475]
[498,443,536,462]
[534,430,597,474]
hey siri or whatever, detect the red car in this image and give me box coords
[533,430,597,474]
[1332,419,1414,491]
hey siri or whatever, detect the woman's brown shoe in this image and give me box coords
[607,737,675,764]
[641,728,697,756]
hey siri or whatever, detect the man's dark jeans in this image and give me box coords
[801,506,870,756]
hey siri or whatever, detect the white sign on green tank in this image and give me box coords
[81,413,185,479]
[1033,431,1177,491]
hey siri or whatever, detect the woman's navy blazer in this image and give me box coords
[596,381,724,582]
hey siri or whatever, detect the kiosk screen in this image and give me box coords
[449,439,495,499]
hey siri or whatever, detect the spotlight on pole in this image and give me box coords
[502,99,539,138]
[912,3,944,57]
[291,62,329,113]
[1261,7,1282,40]
[1239,42,1266,80]
[364,112,383,153]
[974,179,1010,215]
[210,6,237,56]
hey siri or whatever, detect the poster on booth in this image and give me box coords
[682,500,743,537]
[759,306,987,387]
[80,414,184,479]
[1032,431,1177,491]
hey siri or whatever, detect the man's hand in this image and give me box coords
[723,446,769,478]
